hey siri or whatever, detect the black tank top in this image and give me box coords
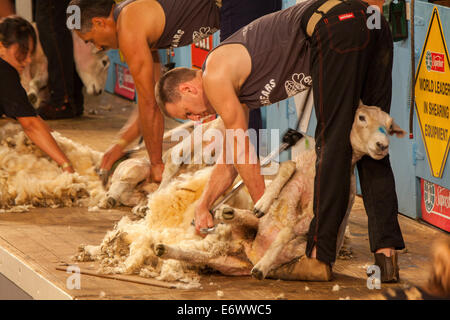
[114,0,220,49]
[204,0,314,109]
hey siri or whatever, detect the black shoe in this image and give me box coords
[37,102,76,120]
[374,251,400,283]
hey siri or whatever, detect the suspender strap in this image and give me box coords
[306,0,344,37]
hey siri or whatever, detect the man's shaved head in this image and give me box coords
[155,67,198,116]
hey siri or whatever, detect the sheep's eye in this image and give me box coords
[359,115,366,122]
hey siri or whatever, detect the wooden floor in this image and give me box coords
[0,93,448,300]
[0,197,447,300]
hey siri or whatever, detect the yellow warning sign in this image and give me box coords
[415,7,450,178]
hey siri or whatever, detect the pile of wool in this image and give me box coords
[76,165,252,287]
[0,123,106,211]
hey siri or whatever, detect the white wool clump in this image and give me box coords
[157,259,200,286]
[75,166,221,285]
[332,284,340,292]
[216,290,224,298]
[0,124,106,211]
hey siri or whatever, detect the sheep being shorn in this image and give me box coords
[154,104,406,281]
[75,104,405,286]
[0,123,106,211]
[76,165,249,287]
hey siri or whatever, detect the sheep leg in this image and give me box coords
[251,227,295,280]
[106,182,134,208]
[154,243,219,264]
[336,171,356,255]
[216,207,259,230]
[253,161,296,217]
[155,243,252,275]
[159,129,201,190]
[159,159,181,190]
[207,256,253,276]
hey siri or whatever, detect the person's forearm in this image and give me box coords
[136,50,163,165]
[235,163,265,203]
[21,118,70,166]
[199,163,238,209]
[139,100,164,165]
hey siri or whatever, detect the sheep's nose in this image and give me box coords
[376,142,388,151]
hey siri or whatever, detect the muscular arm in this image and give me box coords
[203,48,265,204]
[100,50,161,171]
[193,45,264,232]
[117,12,165,181]
[17,116,74,173]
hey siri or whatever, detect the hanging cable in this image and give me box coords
[409,0,415,139]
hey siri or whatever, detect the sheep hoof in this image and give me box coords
[222,207,234,220]
[106,197,117,208]
[138,206,149,214]
[155,244,166,257]
[251,268,264,280]
[28,93,37,105]
[253,208,265,218]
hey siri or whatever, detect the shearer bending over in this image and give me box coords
[68,0,281,183]
[0,16,75,173]
[68,0,221,183]
[155,0,405,282]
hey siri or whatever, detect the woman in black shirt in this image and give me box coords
[0,16,74,173]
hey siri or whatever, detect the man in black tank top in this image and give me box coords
[66,0,281,185]
[67,0,221,183]
[156,0,405,282]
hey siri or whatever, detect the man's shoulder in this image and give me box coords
[118,0,163,25]
[206,44,251,77]
[117,0,164,44]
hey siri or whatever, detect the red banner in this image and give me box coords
[421,179,450,232]
[191,36,213,69]
[114,64,136,100]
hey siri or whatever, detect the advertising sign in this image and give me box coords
[415,8,450,178]
[421,179,450,232]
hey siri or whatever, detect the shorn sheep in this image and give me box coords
[76,103,406,286]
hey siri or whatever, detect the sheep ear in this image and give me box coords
[389,120,406,138]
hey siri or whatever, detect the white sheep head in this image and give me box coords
[350,104,406,162]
